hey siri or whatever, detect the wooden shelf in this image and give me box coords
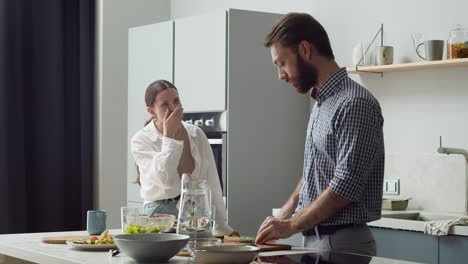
[347,58,468,74]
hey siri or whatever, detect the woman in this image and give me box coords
[131,80,236,236]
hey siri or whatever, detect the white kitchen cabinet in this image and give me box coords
[174,12,226,112]
[127,21,173,204]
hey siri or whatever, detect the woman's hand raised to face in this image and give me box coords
[162,106,183,139]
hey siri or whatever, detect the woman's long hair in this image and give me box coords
[134,80,177,185]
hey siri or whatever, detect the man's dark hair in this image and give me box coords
[264,12,334,59]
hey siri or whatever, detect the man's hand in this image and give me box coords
[255,216,298,245]
[275,210,292,221]
[162,106,183,139]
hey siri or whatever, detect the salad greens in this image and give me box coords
[125,224,162,234]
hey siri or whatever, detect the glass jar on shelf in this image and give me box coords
[447,24,468,59]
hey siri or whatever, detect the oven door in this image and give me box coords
[206,132,227,206]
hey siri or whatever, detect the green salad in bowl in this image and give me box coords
[125,224,163,234]
[124,214,175,234]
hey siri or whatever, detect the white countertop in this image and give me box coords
[0,229,419,264]
[0,229,321,264]
[368,210,468,236]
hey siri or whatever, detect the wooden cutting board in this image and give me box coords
[176,236,291,257]
[223,237,291,251]
[42,236,93,244]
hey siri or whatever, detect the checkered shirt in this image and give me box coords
[296,68,385,225]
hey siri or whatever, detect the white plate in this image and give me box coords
[192,245,260,264]
[66,240,117,250]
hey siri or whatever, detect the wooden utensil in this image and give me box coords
[42,236,93,244]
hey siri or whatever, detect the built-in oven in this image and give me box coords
[183,112,227,205]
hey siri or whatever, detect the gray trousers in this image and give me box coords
[303,224,376,259]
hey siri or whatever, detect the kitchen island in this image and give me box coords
[0,229,419,264]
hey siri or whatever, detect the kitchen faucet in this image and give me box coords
[438,136,468,215]
[437,136,468,161]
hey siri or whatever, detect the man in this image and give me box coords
[255,13,384,256]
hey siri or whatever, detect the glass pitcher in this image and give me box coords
[177,173,213,239]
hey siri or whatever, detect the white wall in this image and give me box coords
[383,153,466,214]
[95,0,170,228]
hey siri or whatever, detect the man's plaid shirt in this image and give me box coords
[296,68,385,225]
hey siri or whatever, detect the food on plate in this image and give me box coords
[239,236,256,244]
[73,230,114,245]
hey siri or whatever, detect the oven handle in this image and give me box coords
[208,138,223,145]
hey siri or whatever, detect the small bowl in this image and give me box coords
[382,199,410,211]
[114,233,189,262]
[192,245,260,264]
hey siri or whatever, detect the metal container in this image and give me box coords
[382,199,410,211]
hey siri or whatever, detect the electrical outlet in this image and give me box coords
[383,179,399,195]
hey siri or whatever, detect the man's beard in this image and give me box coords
[294,54,318,94]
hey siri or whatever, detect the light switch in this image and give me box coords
[384,179,399,195]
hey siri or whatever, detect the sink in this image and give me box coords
[382,212,459,222]
[370,211,468,234]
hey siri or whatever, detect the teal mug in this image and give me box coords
[87,210,107,235]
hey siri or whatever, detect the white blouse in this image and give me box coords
[131,121,233,235]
